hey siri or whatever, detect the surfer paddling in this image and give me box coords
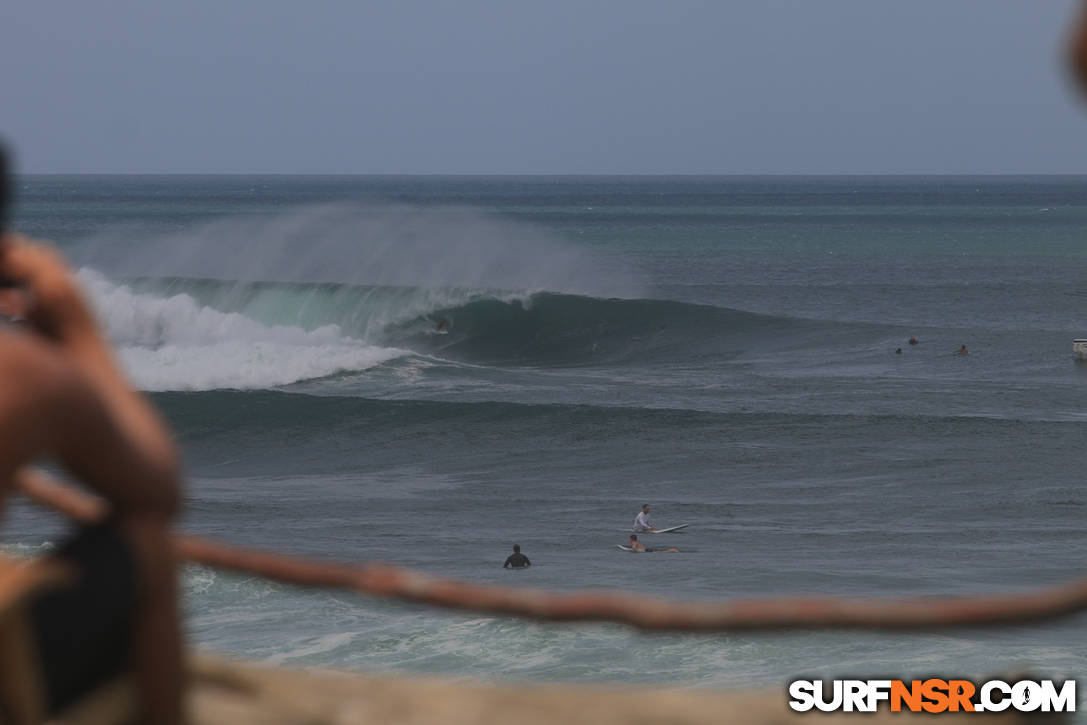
[633,504,657,532]
[628,534,678,553]
[0,147,184,724]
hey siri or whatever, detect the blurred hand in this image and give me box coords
[0,233,100,345]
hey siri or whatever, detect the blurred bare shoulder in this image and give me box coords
[0,327,90,478]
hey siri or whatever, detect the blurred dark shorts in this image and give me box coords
[28,523,138,715]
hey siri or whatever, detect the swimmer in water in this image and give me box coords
[628,534,678,553]
[953,344,968,355]
[503,543,531,569]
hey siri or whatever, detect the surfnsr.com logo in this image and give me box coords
[788,679,1076,713]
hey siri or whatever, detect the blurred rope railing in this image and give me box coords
[15,467,1087,632]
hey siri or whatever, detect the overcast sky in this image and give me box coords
[4,1,1087,174]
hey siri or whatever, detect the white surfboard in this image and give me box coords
[616,545,635,551]
[638,524,688,534]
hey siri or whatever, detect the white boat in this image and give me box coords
[1075,339,1087,360]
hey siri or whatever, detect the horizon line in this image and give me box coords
[15,171,1087,178]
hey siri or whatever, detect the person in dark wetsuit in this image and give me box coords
[503,544,531,568]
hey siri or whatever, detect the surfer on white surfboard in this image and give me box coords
[633,504,657,532]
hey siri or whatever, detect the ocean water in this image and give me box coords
[4,176,1087,695]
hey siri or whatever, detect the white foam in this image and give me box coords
[182,564,217,596]
[79,269,407,391]
[266,632,359,664]
[0,542,55,557]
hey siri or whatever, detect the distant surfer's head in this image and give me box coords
[512,544,520,553]
[642,504,649,512]
[630,534,638,541]
[909,337,918,345]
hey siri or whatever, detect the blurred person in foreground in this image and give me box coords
[0,145,183,723]
[1072,1,1087,98]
